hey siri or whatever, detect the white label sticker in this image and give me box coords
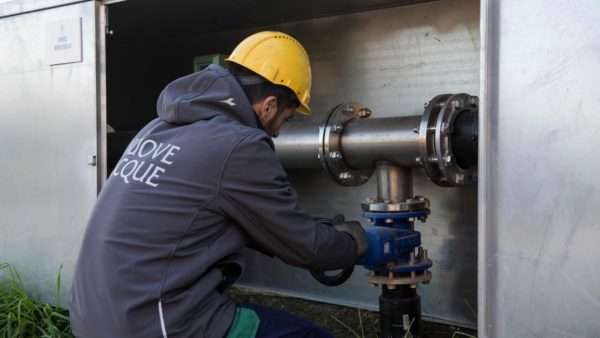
[46,18,82,65]
[402,314,412,331]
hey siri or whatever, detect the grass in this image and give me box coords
[332,309,474,338]
[0,263,73,338]
[229,287,478,338]
[0,268,478,338]
[451,332,478,338]
[331,311,417,338]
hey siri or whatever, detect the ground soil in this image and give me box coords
[227,287,476,338]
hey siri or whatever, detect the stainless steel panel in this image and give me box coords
[479,0,600,337]
[0,1,100,303]
[107,0,436,42]
[0,0,86,17]
[237,0,480,327]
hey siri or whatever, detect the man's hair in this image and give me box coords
[228,63,299,112]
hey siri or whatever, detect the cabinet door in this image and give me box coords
[479,1,600,337]
[0,1,105,303]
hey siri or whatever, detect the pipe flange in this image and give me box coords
[318,103,374,186]
[417,94,478,186]
[368,271,432,287]
[368,246,433,287]
[361,196,430,213]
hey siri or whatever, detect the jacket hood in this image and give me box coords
[156,64,258,128]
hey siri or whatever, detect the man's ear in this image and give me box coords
[264,96,278,117]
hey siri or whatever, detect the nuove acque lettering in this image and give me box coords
[112,137,181,188]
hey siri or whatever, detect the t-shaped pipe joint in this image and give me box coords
[274,93,478,187]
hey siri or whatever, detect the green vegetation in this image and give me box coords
[0,266,478,338]
[0,263,73,338]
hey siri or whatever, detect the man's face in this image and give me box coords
[253,96,297,137]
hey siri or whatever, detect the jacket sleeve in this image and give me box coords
[216,132,357,271]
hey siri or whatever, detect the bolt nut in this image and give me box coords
[469,96,479,106]
[329,151,342,159]
[415,157,422,165]
[339,171,352,180]
[452,100,462,109]
[358,108,372,118]
[331,124,343,133]
[444,155,453,164]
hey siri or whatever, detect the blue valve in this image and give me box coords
[356,227,420,267]
[358,209,431,275]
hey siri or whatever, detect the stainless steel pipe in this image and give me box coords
[274,116,421,170]
[274,94,478,187]
[375,161,413,203]
[274,120,321,169]
[342,117,421,170]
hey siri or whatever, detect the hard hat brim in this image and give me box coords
[297,102,311,115]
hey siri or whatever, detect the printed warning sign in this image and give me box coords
[46,17,82,65]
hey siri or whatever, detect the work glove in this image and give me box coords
[334,221,368,258]
[310,216,368,287]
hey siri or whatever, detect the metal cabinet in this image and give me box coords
[3,0,600,336]
[0,0,104,303]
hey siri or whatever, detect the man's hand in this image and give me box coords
[309,216,369,287]
[333,221,368,257]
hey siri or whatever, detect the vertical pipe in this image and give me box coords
[376,161,413,203]
[380,286,422,338]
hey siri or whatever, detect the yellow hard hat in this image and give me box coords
[226,31,312,115]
